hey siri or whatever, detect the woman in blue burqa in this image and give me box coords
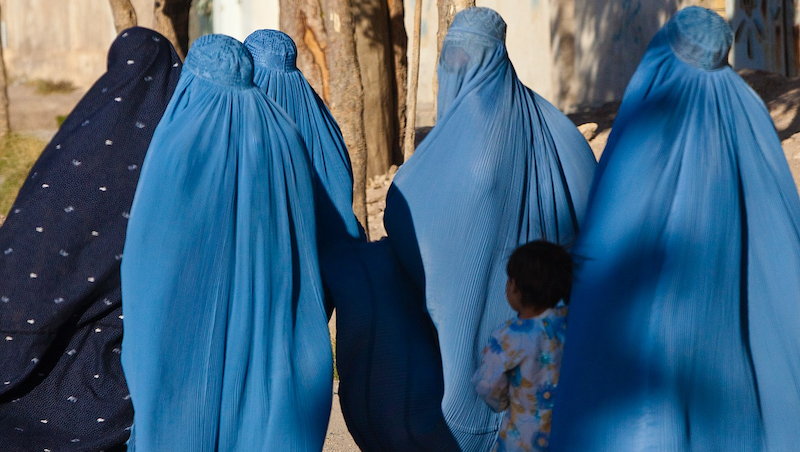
[120,35,332,451]
[551,7,800,452]
[244,29,363,247]
[383,7,596,451]
[0,28,180,450]
[244,29,456,451]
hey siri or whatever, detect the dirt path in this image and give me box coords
[323,381,359,451]
[8,82,85,141]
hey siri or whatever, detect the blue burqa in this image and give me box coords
[244,29,363,246]
[0,27,180,451]
[551,7,800,452]
[121,35,332,451]
[383,7,597,451]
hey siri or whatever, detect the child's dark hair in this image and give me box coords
[506,240,573,309]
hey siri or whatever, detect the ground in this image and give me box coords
[5,68,800,451]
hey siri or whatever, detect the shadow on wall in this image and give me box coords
[573,0,683,108]
[570,1,795,109]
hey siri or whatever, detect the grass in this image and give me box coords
[332,337,339,381]
[30,79,77,95]
[0,133,46,219]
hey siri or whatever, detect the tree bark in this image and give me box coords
[154,0,193,60]
[108,0,138,33]
[433,0,475,119]
[321,0,370,234]
[550,0,576,111]
[388,0,408,165]
[353,0,401,177]
[404,0,422,160]
[280,0,330,102]
[0,5,9,136]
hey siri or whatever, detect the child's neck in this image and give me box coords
[517,306,548,319]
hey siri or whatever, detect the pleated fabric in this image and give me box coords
[383,7,596,451]
[551,7,800,452]
[120,35,332,452]
[244,29,363,246]
[321,240,459,451]
[0,27,180,451]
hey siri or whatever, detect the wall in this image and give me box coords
[2,1,798,106]
[0,0,212,88]
[571,0,798,107]
[213,0,279,42]
[729,0,797,76]
[1,0,117,87]
[403,0,557,115]
[571,0,685,107]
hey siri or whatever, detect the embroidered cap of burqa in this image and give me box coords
[0,28,180,450]
[120,35,332,451]
[383,7,596,451]
[551,7,800,452]
[244,29,363,246]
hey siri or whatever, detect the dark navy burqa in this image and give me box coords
[321,239,459,452]
[0,28,180,451]
[383,7,596,452]
[551,7,800,452]
[244,29,363,246]
[121,35,332,451]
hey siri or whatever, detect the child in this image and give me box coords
[472,240,572,452]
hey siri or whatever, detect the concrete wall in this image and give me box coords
[213,0,279,42]
[730,0,798,76]
[1,0,796,106]
[0,0,208,88]
[571,0,796,107]
[404,0,557,112]
[1,0,117,87]
[571,0,683,107]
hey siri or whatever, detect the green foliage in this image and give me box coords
[56,115,67,127]
[0,133,46,220]
[332,337,339,381]
[32,79,77,95]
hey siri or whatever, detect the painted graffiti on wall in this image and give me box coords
[731,0,795,75]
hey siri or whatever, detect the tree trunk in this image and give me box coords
[280,0,330,102]
[433,0,475,119]
[550,0,576,111]
[388,0,408,165]
[0,5,9,136]
[322,0,370,234]
[109,0,138,33]
[154,0,193,60]
[353,0,401,177]
[404,0,422,160]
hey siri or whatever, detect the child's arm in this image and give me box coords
[471,331,520,412]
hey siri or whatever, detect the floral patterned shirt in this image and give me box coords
[472,306,567,452]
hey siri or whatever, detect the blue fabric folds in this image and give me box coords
[0,27,180,451]
[121,35,332,451]
[383,7,596,451]
[244,30,362,246]
[551,7,800,452]
[321,240,459,451]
